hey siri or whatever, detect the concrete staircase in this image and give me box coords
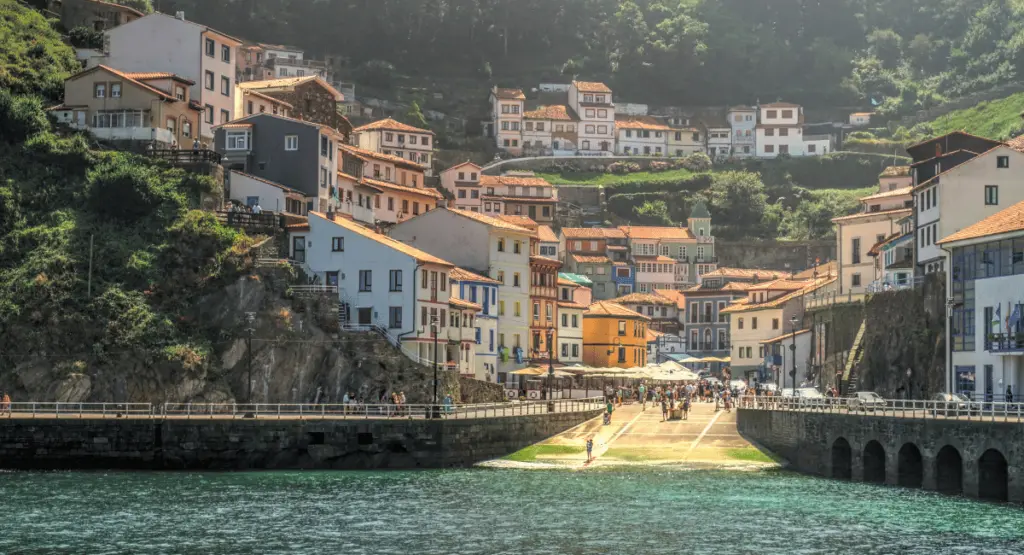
[842,319,867,396]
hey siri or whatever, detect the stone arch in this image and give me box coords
[897,443,924,488]
[935,445,963,495]
[863,440,886,483]
[978,449,1009,502]
[831,437,852,480]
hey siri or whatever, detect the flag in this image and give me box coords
[993,304,1002,334]
[1010,303,1022,333]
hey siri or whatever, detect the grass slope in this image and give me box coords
[536,168,698,186]
[926,92,1024,140]
[505,444,584,462]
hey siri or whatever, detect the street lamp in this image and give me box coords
[946,297,956,394]
[546,326,556,412]
[789,315,799,394]
[906,367,913,400]
[431,318,439,419]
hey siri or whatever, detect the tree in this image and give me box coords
[702,171,768,238]
[867,29,903,69]
[403,100,429,130]
[114,0,153,14]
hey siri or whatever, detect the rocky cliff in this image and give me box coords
[6,264,499,405]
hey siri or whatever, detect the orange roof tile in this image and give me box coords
[615,115,670,131]
[646,328,665,342]
[339,143,427,171]
[530,255,563,266]
[449,297,482,311]
[558,300,588,310]
[493,87,526,100]
[238,75,343,101]
[610,293,676,306]
[585,301,650,320]
[700,267,791,280]
[633,255,676,263]
[495,215,538,229]
[352,117,434,135]
[792,261,838,280]
[880,166,911,178]
[523,105,578,121]
[573,81,612,94]
[219,123,253,129]
[537,225,558,242]
[939,199,1024,244]
[759,329,811,344]
[77,65,177,101]
[561,227,627,240]
[449,267,501,285]
[482,195,557,204]
[759,102,801,108]
[859,186,913,202]
[1006,135,1024,153]
[654,289,687,309]
[241,88,294,109]
[571,254,611,264]
[557,277,580,287]
[122,71,192,84]
[447,208,534,234]
[619,226,694,240]
[308,212,452,266]
[832,208,912,223]
[747,279,812,292]
[360,177,444,200]
[721,278,836,313]
[478,175,551,187]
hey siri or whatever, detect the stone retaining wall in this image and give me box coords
[0,410,601,470]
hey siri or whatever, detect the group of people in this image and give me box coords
[602,380,743,423]
[226,201,263,215]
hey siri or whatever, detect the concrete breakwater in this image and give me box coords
[736,408,1024,503]
[0,411,601,470]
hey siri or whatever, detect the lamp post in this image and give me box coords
[906,367,913,400]
[432,318,439,419]
[946,297,955,394]
[789,316,799,394]
[546,326,555,412]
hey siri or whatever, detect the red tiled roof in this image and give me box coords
[585,301,650,320]
[530,255,563,266]
[450,267,501,285]
[561,227,626,240]
[238,75,343,101]
[939,199,1024,244]
[308,212,452,266]
[700,267,791,280]
[654,289,687,309]
[634,255,676,263]
[352,117,434,135]
[449,297,482,311]
[537,225,558,242]
[619,226,694,240]
[523,105,577,121]
[832,208,912,223]
[493,87,525,100]
[880,165,911,178]
[495,215,538,229]
[610,293,676,306]
[573,81,612,94]
[360,177,444,200]
[859,186,913,202]
[123,72,194,85]
[558,300,588,310]
[447,208,534,234]
[241,88,294,109]
[75,65,177,101]
[339,143,427,171]
[571,254,611,264]
[615,115,670,131]
[721,278,836,313]
[482,195,557,204]
[479,175,551,187]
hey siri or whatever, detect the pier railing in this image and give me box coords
[739,396,1024,422]
[0,398,605,420]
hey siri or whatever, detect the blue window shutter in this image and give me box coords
[489,329,494,350]
[476,328,482,344]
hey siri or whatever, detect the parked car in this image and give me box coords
[729,379,747,392]
[782,387,828,407]
[848,391,886,411]
[930,393,979,416]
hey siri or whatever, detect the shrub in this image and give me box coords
[67,26,104,49]
[86,157,187,224]
[680,152,712,172]
[649,161,670,172]
[0,90,49,143]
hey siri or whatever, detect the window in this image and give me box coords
[203,105,213,124]
[618,347,626,363]
[205,38,215,57]
[514,302,521,317]
[782,110,793,118]
[513,240,521,254]
[389,307,402,329]
[586,125,595,134]
[808,144,816,153]
[513,273,521,287]
[359,270,372,292]
[598,125,608,134]
[222,44,231,63]
[220,109,229,123]
[221,76,230,96]
[765,145,774,153]
[174,86,186,101]
[225,130,249,150]
[852,273,862,287]
[779,128,789,137]
[779,145,789,154]
[204,71,214,90]
[331,237,344,252]
[182,121,191,138]
[618,321,626,336]
[766,110,777,119]
[94,83,106,98]
[108,82,123,98]
[985,185,999,205]
[389,270,402,292]
[772,318,779,330]
[285,135,298,150]
[852,238,861,264]
[752,317,758,330]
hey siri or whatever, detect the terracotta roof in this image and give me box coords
[478,175,552,187]
[850,112,873,117]
[482,195,557,204]
[759,329,811,344]
[747,279,813,292]
[339,143,427,171]
[867,233,901,257]
[792,261,838,280]
[859,186,913,202]
[832,208,912,223]
[646,328,666,342]
[722,282,755,291]
[493,87,526,100]
[87,0,144,17]
[123,72,193,85]
[238,76,343,101]
[558,300,588,310]
[1005,135,1024,153]
[443,161,483,174]
[557,277,580,287]
[229,170,304,195]
[654,289,687,309]
[537,225,558,242]
[449,267,501,285]
[241,88,294,109]
[585,301,650,320]
[571,254,611,264]
[939,199,1024,244]
[619,226,694,240]
[523,105,577,121]
[530,256,563,267]
[700,267,791,281]
[573,81,612,94]
[308,212,452,266]
[76,65,176,101]
[633,255,676,263]
[286,224,310,232]
[495,215,538,229]
[615,115,670,131]
[880,166,911,178]
[721,278,836,313]
[352,117,433,135]
[361,177,444,200]
[759,102,801,108]
[449,297,482,311]
[447,208,534,234]
[212,112,344,138]
[610,293,676,306]
[561,227,626,240]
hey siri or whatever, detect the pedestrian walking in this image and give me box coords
[586,436,594,463]
[1,391,10,416]
[661,396,669,421]
[605,399,614,425]
[1006,385,1014,403]
[682,394,690,420]
[639,384,647,411]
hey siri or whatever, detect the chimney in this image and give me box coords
[175,11,186,21]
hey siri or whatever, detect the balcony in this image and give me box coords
[147,148,222,165]
[92,126,175,144]
[695,256,719,264]
[986,333,1024,354]
[696,236,715,244]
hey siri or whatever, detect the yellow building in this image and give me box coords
[583,301,650,368]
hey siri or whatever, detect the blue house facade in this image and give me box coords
[451,268,501,382]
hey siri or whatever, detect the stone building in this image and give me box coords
[238,76,352,139]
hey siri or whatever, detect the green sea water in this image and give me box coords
[0,468,1021,554]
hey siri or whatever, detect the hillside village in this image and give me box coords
[11,1,1024,403]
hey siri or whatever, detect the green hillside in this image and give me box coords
[923,93,1024,140]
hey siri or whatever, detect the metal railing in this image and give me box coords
[738,396,1024,422]
[0,403,154,418]
[147,149,222,165]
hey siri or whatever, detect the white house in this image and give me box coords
[568,81,615,154]
[227,170,309,215]
[760,329,814,391]
[915,143,1024,275]
[728,106,757,158]
[849,112,873,126]
[102,11,241,139]
[755,102,804,158]
[440,161,484,212]
[557,277,586,364]
[521,105,579,154]
[287,211,456,367]
[491,87,525,154]
[939,199,1024,400]
[615,116,668,156]
[351,118,435,173]
[391,208,536,382]
[450,268,502,381]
